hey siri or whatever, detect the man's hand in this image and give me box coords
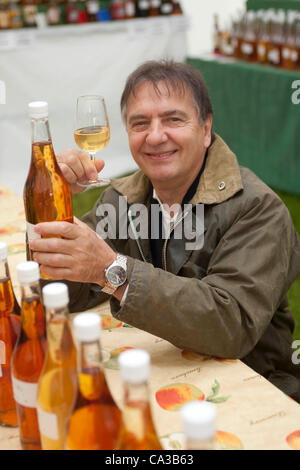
[56,149,105,194]
[29,217,116,285]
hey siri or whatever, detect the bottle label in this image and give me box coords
[87,0,99,14]
[151,0,160,7]
[37,407,59,440]
[12,376,38,408]
[23,5,37,26]
[258,44,266,57]
[47,6,60,24]
[139,0,149,8]
[0,11,9,29]
[282,48,290,60]
[268,48,280,64]
[291,50,298,63]
[241,42,253,55]
[26,221,41,242]
[125,2,135,16]
[161,3,172,14]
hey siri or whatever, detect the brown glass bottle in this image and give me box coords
[171,0,181,15]
[22,0,37,27]
[160,0,172,16]
[241,10,258,62]
[0,242,21,428]
[11,261,46,450]
[24,102,73,265]
[66,313,121,450]
[117,349,162,450]
[149,0,160,17]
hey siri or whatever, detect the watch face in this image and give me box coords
[106,266,126,286]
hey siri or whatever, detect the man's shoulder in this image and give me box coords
[101,170,151,205]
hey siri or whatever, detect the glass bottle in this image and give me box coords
[292,19,300,70]
[11,261,46,450]
[241,10,258,62]
[257,10,271,65]
[212,13,222,55]
[37,283,77,450]
[47,0,61,26]
[171,0,181,15]
[66,0,78,23]
[0,0,10,29]
[23,101,73,265]
[66,313,121,450]
[117,349,162,450]
[86,0,99,22]
[233,11,246,59]
[268,10,285,67]
[109,0,125,20]
[136,0,149,18]
[281,11,297,70]
[181,400,216,450]
[124,0,135,19]
[149,0,160,17]
[0,242,21,427]
[160,0,172,16]
[8,0,22,28]
[22,0,37,27]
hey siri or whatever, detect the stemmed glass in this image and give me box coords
[74,95,111,188]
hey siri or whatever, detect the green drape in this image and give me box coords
[247,0,300,11]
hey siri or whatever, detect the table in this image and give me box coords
[0,16,188,196]
[1,183,300,451]
[187,55,300,196]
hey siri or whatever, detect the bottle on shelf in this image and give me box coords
[37,283,77,450]
[0,242,21,427]
[136,0,149,18]
[291,18,300,70]
[21,0,37,27]
[11,261,46,450]
[268,9,285,67]
[47,0,61,26]
[241,10,258,62]
[232,11,246,60]
[124,0,135,19]
[149,0,160,17]
[171,0,181,15]
[86,0,100,22]
[282,11,298,70]
[66,0,79,23]
[8,0,22,28]
[110,0,125,20]
[257,10,271,65]
[213,13,222,55]
[66,313,122,450]
[0,0,10,30]
[181,400,216,450]
[160,0,172,16]
[77,1,88,23]
[23,101,73,268]
[117,349,163,450]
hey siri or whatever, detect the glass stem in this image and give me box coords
[89,152,96,163]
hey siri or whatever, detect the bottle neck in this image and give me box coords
[0,259,14,316]
[20,280,45,339]
[123,381,149,406]
[31,116,51,144]
[0,258,9,281]
[46,305,72,364]
[78,338,103,373]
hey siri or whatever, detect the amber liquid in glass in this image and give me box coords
[24,141,73,262]
[37,311,77,450]
[11,292,46,450]
[66,342,121,450]
[0,274,21,427]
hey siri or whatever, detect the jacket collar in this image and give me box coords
[110,134,243,205]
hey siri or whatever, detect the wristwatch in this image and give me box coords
[102,253,127,295]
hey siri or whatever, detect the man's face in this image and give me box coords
[125,81,212,189]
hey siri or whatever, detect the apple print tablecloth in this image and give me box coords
[1,182,300,451]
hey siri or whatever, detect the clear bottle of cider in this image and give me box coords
[66,313,121,450]
[0,242,21,427]
[37,283,77,450]
[181,401,216,450]
[24,101,73,263]
[117,349,163,450]
[11,261,46,450]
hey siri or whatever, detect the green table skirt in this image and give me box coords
[187,57,300,196]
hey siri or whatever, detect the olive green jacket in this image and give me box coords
[68,135,300,401]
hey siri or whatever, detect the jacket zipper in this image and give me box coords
[162,210,189,270]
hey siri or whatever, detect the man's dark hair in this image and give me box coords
[120,60,213,124]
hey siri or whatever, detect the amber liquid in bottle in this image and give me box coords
[117,383,162,450]
[0,258,21,427]
[24,111,73,265]
[37,306,77,450]
[11,281,46,450]
[66,341,121,450]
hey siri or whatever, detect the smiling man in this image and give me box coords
[30,60,300,402]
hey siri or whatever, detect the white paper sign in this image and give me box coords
[37,407,59,440]
[12,376,38,408]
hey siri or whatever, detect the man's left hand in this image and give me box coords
[29,217,116,285]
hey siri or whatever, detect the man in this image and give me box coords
[30,61,300,401]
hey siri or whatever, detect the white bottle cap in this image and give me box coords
[118,349,150,384]
[28,101,48,119]
[181,401,216,441]
[73,312,101,342]
[0,242,8,261]
[16,261,40,284]
[42,282,69,309]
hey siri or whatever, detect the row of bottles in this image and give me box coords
[0,253,216,450]
[0,0,182,29]
[213,9,300,71]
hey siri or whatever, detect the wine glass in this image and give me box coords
[74,95,111,188]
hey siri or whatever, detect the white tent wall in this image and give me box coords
[181,0,245,56]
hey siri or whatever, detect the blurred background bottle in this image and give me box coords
[241,10,258,62]
[181,400,216,450]
[268,9,285,67]
[171,0,181,15]
[22,0,37,27]
[66,313,121,450]
[124,0,135,19]
[117,349,162,450]
[37,283,77,450]
[160,0,172,16]
[11,261,46,450]
[0,242,21,428]
[136,0,149,18]
[149,0,160,17]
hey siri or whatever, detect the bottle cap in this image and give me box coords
[28,101,48,119]
[0,242,8,261]
[16,261,40,284]
[118,349,150,384]
[73,312,101,342]
[181,401,216,441]
[42,282,69,309]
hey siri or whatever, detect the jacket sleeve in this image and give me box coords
[110,190,300,359]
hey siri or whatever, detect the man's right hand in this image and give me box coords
[56,149,105,194]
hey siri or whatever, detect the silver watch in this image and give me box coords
[102,254,127,295]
